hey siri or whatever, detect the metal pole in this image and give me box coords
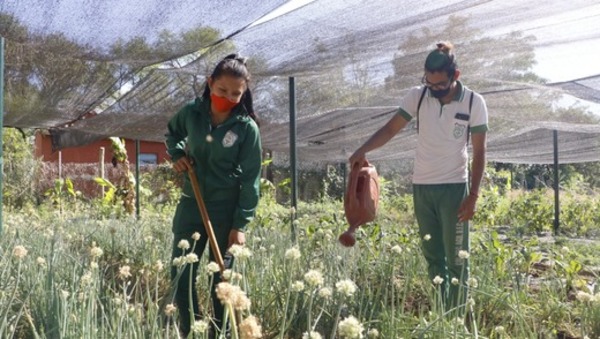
[0,37,5,235]
[99,147,105,198]
[553,130,560,235]
[58,151,62,180]
[135,139,140,219]
[289,77,297,242]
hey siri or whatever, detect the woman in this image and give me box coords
[165,53,262,337]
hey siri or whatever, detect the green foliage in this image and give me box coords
[44,177,78,207]
[2,128,39,209]
[139,162,182,207]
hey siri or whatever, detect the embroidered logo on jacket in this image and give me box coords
[222,130,238,147]
[453,123,467,139]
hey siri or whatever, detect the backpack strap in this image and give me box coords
[416,86,427,133]
[467,90,474,145]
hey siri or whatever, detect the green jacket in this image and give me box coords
[166,97,262,231]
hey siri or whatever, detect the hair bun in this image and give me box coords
[435,42,454,54]
[224,53,247,65]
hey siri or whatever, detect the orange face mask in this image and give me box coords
[211,93,238,112]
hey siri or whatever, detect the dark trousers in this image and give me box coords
[413,183,469,313]
[170,198,235,336]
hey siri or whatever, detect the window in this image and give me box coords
[139,153,158,165]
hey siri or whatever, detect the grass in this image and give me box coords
[1,191,599,338]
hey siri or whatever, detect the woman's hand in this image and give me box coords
[173,156,193,173]
[228,229,246,247]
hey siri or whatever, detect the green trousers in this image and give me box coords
[413,183,469,312]
[170,197,236,336]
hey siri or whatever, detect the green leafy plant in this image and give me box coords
[44,178,79,215]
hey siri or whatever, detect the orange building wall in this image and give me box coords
[35,132,170,164]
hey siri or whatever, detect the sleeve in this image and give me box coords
[165,105,190,162]
[470,92,489,134]
[396,86,425,121]
[232,120,263,231]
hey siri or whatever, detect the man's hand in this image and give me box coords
[457,194,478,222]
[349,150,366,168]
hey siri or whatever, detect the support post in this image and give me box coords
[135,139,140,220]
[58,151,62,180]
[553,130,560,235]
[289,77,297,242]
[0,37,4,235]
[99,147,105,197]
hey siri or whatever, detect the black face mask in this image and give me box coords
[430,87,451,98]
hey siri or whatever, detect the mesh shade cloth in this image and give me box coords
[2,0,600,164]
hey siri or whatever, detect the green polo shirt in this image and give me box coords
[166,97,262,230]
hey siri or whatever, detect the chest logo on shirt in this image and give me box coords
[222,130,238,148]
[453,123,467,139]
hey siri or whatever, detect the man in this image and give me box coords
[350,42,488,311]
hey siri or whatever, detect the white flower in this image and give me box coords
[192,232,201,241]
[391,245,402,255]
[206,261,220,274]
[423,234,431,241]
[192,319,210,333]
[185,253,199,264]
[467,277,478,288]
[119,265,132,280]
[458,250,470,259]
[80,271,93,287]
[494,326,505,334]
[215,282,249,310]
[172,257,184,267]
[164,303,177,316]
[467,297,476,307]
[177,239,190,250]
[228,244,245,257]
[304,269,324,287]
[433,276,444,285]
[36,257,46,266]
[367,328,379,338]
[292,281,305,292]
[318,287,333,299]
[230,246,252,260]
[222,269,233,280]
[336,279,357,297]
[285,247,301,261]
[239,315,262,338]
[215,282,236,303]
[302,331,322,339]
[233,293,252,311]
[154,260,164,272]
[13,245,28,259]
[561,246,569,253]
[338,315,364,338]
[576,291,593,302]
[451,277,459,285]
[90,246,104,259]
